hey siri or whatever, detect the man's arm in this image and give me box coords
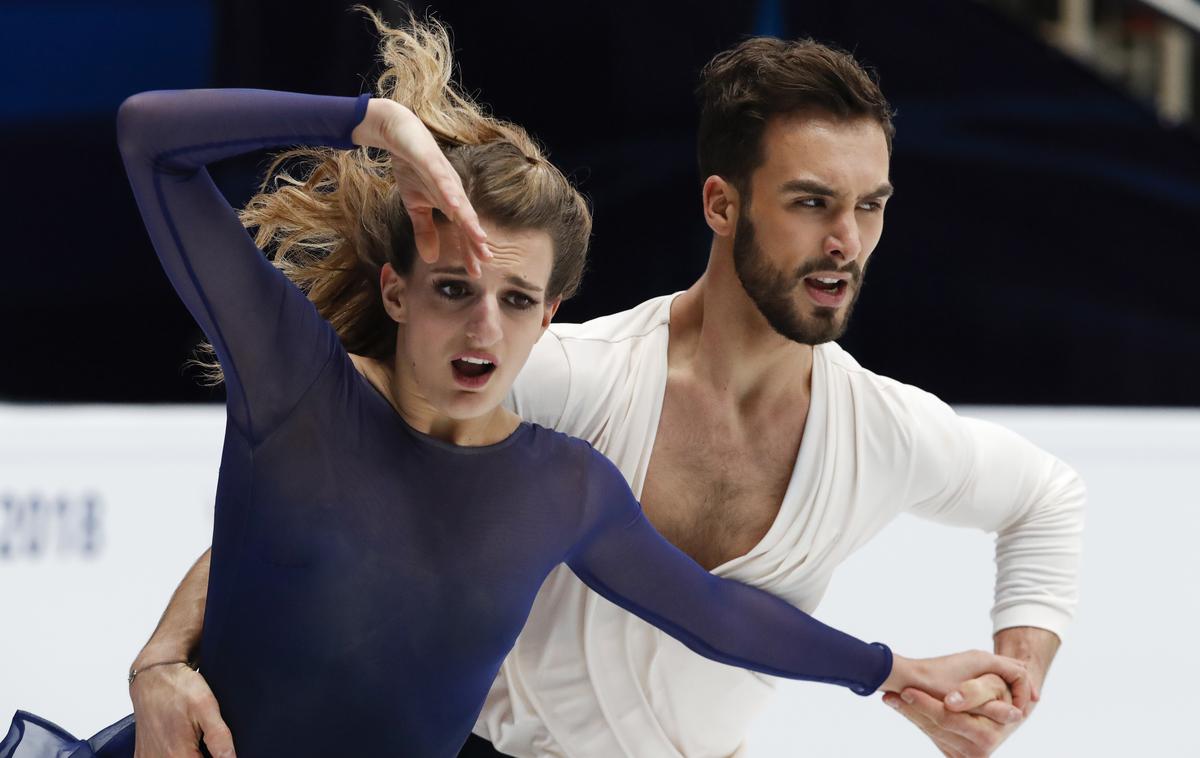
[132,549,210,669]
[128,549,235,758]
[888,401,1083,755]
[994,625,1059,692]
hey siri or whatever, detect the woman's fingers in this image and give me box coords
[429,168,490,265]
[973,699,1024,726]
[945,673,1009,712]
[383,104,490,270]
[978,653,1031,713]
[395,154,491,275]
[409,207,441,265]
[944,673,1023,726]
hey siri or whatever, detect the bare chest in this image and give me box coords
[640,390,807,570]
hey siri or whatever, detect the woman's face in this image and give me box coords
[384,220,560,421]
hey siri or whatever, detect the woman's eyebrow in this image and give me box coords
[430,265,471,276]
[505,275,544,293]
[430,265,543,293]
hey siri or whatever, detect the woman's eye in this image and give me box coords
[505,292,537,309]
[435,281,470,299]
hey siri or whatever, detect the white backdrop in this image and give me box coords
[2,404,1197,756]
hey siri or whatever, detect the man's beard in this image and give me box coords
[732,211,865,345]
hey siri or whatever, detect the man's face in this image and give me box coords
[732,112,892,345]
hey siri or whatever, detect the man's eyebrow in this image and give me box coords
[863,182,895,200]
[780,179,837,196]
[429,265,544,293]
[779,179,895,200]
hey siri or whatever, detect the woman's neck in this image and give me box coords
[349,353,521,446]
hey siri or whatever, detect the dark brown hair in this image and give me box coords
[195,9,590,382]
[696,36,896,193]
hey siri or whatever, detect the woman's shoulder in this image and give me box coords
[522,422,592,460]
[523,425,632,500]
[520,424,621,482]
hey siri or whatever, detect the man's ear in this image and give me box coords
[702,175,740,238]
[540,296,562,330]
[380,263,408,324]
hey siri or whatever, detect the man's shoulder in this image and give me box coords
[817,341,955,424]
[547,293,677,348]
[817,343,974,487]
[511,294,676,430]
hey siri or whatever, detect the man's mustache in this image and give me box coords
[794,260,865,285]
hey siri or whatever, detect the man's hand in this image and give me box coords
[881,650,1030,717]
[129,550,226,757]
[883,685,1027,758]
[130,663,234,758]
[882,627,1058,756]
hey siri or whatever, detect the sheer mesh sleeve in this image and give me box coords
[116,88,371,441]
[566,450,893,695]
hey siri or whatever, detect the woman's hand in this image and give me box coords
[130,663,234,758]
[351,98,491,275]
[882,650,1033,723]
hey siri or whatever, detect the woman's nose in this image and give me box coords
[464,297,503,345]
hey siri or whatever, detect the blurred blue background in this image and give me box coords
[2,0,1198,404]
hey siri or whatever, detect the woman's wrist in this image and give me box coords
[351,98,411,152]
[879,653,920,693]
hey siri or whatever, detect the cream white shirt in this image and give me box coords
[480,293,1085,758]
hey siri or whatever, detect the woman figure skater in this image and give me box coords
[0,13,1031,758]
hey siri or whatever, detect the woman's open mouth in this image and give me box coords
[450,355,498,389]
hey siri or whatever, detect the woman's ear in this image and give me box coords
[540,296,562,330]
[380,263,408,324]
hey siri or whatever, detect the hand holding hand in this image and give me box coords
[882,678,1032,758]
[881,650,1031,719]
[883,664,1046,756]
[351,98,491,274]
[130,663,234,758]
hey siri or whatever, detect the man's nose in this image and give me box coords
[465,296,503,346]
[825,211,862,263]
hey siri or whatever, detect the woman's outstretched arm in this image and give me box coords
[565,450,1031,708]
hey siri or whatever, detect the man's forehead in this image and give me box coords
[755,113,890,191]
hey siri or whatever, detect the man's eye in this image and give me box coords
[435,281,469,299]
[857,201,882,212]
[795,198,825,208]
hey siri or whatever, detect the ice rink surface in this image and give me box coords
[2,404,1197,756]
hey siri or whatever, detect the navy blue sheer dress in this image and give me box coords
[0,89,891,758]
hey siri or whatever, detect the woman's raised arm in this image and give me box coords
[116,89,487,440]
[117,89,370,441]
